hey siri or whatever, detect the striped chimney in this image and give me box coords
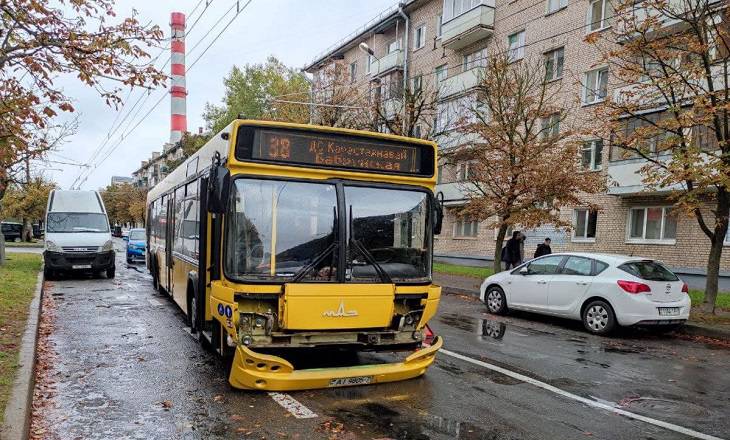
[170,12,187,144]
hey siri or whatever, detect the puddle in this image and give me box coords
[575,357,610,368]
[620,397,708,417]
[601,343,646,354]
[480,319,507,340]
[439,313,475,332]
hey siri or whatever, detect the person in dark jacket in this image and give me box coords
[534,238,552,258]
[503,231,523,270]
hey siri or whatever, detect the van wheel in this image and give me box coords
[44,267,55,280]
[582,300,616,335]
[106,265,115,279]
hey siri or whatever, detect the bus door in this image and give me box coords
[165,193,175,292]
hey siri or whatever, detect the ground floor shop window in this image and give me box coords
[627,207,677,243]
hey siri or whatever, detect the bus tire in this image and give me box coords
[186,281,198,332]
[152,260,160,291]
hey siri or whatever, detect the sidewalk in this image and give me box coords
[434,272,730,341]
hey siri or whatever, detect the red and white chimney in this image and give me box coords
[170,12,187,144]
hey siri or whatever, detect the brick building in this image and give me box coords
[304,0,730,275]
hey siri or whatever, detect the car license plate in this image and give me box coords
[328,376,373,387]
[72,264,92,269]
[658,307,680,316]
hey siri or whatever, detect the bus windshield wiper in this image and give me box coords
[349,238,392,284]
[290,241,338,282]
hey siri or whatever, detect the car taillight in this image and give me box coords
[617,280,651,294]
[682,282,689,293]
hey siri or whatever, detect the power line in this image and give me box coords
[74,1,254,189]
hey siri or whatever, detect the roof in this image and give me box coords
[546,252,657,265]
[303,1,419,72]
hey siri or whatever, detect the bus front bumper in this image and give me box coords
[229,336,443,391]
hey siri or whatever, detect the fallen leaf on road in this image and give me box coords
[214,394,224,402]
[159,400,173,410]
[230,414,245,421]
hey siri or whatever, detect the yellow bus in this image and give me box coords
[146,120,443,390]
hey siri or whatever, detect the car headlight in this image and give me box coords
[45,240,62,252]
[101,240,113,252]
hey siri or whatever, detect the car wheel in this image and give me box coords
[582,300,616,335]
[484,286,508,315]
[126,256,132,264]
[106,265,116,279]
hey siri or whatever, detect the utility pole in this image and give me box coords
[22,155,32,242]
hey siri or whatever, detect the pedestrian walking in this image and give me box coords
[503,231,523,270]
[534,237,552,258]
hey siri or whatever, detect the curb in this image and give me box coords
[1,270,44,440]
[679,323,730,341]
[441,285,729,341]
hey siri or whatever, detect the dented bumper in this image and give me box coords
[228,336,443,391]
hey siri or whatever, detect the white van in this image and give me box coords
[43,190,115,279]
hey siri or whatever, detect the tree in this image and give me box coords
[0,0,165,261]
[309,62,372,130]
[445,48,603,273]
[591,0,730,313]
[101,183,147,227]
[0,177,56,240]
[203,56,310,132]
[372,76,441,138]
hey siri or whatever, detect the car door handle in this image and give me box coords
[536,280,547,285]
[576,281,589,286]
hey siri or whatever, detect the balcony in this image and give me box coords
[441,2,495,51]
[439,67,485,100]
[615,0,723,42]
[607,158,684,196]
[372,49,403,77]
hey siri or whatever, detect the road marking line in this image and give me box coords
[440,349,724,440]
[268,392,318,419]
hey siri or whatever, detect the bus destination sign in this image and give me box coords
[251,129,427,175]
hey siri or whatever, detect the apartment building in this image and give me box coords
[304,0,730,274]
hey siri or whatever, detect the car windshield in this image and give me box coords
[619,260,679,281]
[129,230,145,240]
[224,179,432,283]
[47,213,109,233]
[225,179,338,281]
[345,186,430,283]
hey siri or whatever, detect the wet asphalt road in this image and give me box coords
[33,239,730,440]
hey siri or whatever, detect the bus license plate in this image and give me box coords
[72,264,92,269]
[329,376,373,387]
[658,307,680,316]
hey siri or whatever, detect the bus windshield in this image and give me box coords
[224,179,431,283]
[47,213,109,233]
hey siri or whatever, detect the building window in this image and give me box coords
[456,161,471,181]
[437,163,445,183]
[573,209,597,241]
[435,64,448,83]
[581,140,603,170]
[445,0,482,21]
[508,30,525,62]
[436,14,443,38]
[463,48,487,71]
[583,67,608,104]
[413,75,423,93]
[415,25,426,49]
[587,0,612,32]
[628,207,677,242]
[541,113,561,140]
[454,219,479,238]
[366,54,375,74]
[349,62,357,83]
[544,47,564,81]
[546,0,567,14]
[388,39,401,53]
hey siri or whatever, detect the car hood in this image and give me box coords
[128,240,146,246]
[46,232,110,249]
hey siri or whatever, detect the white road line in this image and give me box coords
[440,349,725,440]
[268,392,318,419]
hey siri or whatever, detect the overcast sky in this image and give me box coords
[40,0,395,190]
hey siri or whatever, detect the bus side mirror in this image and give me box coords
[432,192,444,235]
[207,165,230,214]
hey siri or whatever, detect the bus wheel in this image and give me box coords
[152,262,160,291]
[187,284,198,332]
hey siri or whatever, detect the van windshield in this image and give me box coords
[47,213,109,233]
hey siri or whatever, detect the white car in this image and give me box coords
[479,253,690,335]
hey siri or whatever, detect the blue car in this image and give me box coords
[125,228,146,264]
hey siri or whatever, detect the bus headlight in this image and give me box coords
[101,240,113,252]
[45,240,62,252]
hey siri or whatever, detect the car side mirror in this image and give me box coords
[123,236,129,242]
[207,159,230,214]
[519,266,529,275]
[432,191,444,235]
